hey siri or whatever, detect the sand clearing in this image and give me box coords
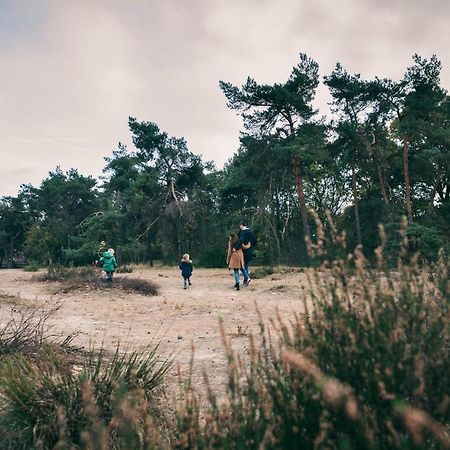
[0,267,309,391]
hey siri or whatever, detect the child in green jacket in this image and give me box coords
[100,248,118,282]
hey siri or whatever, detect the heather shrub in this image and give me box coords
[35,266,159,296]
[173,220,449,449]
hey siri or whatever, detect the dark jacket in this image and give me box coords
[234,228,257,262]
[179,260,193,278]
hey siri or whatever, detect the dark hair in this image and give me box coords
[229,233,238,247]
[239,219,247,226]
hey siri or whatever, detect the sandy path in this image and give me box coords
[0,267,307,391]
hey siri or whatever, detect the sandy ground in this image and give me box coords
[0,267,308,392]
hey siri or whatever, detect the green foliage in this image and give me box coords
[250,266,275,279]
[22,263,40,272]
[407,223,447,261]
[1,53,449,268]
[24,223,61,265]
[0,196,29,267]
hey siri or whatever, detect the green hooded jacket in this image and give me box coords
[100,251,117,272]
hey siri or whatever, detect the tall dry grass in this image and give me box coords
[0,344,172,449]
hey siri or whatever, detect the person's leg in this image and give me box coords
[188,277,192,286]
[241,252,250,280]
[106,271,113,283]
[183,277,188,289]
[233,269,240,289]
[243,257,252,285]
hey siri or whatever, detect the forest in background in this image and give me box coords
[1,53,449,268]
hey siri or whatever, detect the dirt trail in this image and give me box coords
[0,267,308,391]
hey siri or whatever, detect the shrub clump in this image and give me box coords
[251,266,275,279]
[116,265,133,273]
[35,266,159,296]
[22,263,40,272]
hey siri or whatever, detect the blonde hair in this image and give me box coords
[108,248,115,256]
[182,253,190,261]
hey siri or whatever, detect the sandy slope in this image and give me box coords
[0,267,308,392]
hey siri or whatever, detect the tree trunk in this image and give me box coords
[292,154,311,243]
[429,169,442,210]
[266,216,282,263]
[115,191,121,212]
[352,165,362,246]
[376,162,389,205]
[403,135,413,223]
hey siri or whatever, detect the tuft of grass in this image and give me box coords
[0,302,80,361]
[0,344,172,449]
[116,265,133,273]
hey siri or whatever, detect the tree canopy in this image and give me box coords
[1,53,448,267]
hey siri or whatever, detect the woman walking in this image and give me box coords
[227,233,249,290]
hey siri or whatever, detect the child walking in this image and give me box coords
[179,254,193,289]
[227,233,249,290]
[100,248,118,283]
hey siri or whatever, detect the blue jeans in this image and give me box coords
[241,262,249,281]
[234,267,248,285]
[241,251,252,280]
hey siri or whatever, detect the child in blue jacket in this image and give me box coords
[179,254,193,289]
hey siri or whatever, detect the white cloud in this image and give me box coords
[0,0,448,196]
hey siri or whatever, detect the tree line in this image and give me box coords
[1,53,448,268]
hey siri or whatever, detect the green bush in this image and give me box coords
[250,266,275,279]
[22,263,40,272]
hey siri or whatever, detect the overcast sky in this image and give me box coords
[0,0,448,196]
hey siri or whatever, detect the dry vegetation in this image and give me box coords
[34,266,159,296]
[0,228,448,449]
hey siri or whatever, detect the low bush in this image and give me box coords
[250,266,275,279]
[35,265,98,283]
[35,266,159,296]
[116,265,133,273]
[22,263,40,272]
